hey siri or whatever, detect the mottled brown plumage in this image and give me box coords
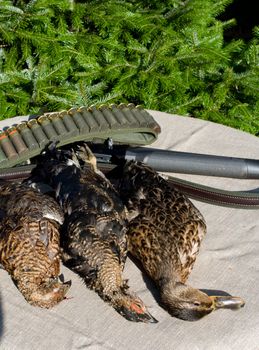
[0,182,70,308]
[29,144,156,322]
[112,161,245,321]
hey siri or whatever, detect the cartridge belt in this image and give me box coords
[0,104,258,209]
[0,104,161,169]
[1,163,259,210]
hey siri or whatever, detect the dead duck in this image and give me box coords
[0,181,70,308]
[110,160,245,321]
[29,143,157,323]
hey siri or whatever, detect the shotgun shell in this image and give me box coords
[136,105,161,131]
[78,107,99,131]
[88,105,109,129]
[0,144,8,165]
[136,105,157,126]
[68,108,90,133]
[16,122,39,150]
[127,103,136,109]
[6,126,28,154]
[128,106,146,125]
[114,104,139,127]
[38,115,59,140]
[131,109,147,126]
[48,113,67,135]
[0,131,18,159]
[61,113,79,137]
[27,119,49,147]
[99,104,123,126]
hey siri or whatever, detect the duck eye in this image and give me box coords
[193,301,201,306]
[130,302,144,314]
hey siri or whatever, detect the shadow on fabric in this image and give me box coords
[0,290,3,339]
[128,254,160,301]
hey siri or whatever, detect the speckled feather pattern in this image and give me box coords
[117,161,207,284]
[29,147,157,322]
[0,182,69,308]
[60,177,128,299]
[33,154,128,299]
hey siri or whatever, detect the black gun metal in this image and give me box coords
[90,144,259,179]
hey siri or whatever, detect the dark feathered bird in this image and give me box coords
[0,181,70,308]
[110,161,245,321]
[29,143,156,322]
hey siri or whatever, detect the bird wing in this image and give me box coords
[121,168,207,283]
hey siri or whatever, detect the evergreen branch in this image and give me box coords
[0,4,24,15]
[0,0,258,135]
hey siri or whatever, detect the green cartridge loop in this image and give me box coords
[0,103,160,169]
[6,126,28,155]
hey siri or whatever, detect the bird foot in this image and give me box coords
[70,149,81,168]
[76,143,98,173]
[77,143,107,179]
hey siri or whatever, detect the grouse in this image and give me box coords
[29,143,157,322]
[0,181,70,308]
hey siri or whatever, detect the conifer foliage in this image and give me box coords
[0,0,258,134]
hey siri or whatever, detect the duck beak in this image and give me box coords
[50,276,71,295]
[210,295,245,310]
[141,310,159,324]
[118,306,158,323]
[58,274,71,291]
[63,279,72,293]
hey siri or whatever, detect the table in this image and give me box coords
[0,111,258,350]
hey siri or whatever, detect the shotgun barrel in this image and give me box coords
[90,144,259,179]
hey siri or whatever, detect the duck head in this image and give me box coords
[160,281,245,321]
[25,277,71,308]
[113,292,158,323]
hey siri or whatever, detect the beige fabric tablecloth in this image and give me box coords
[0,111,258,350]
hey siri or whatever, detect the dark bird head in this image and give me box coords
[112,160,161,197]
[27,277,71,308]
[113,292,158,323]
[28,141,78,184]
[160,281,245,321]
